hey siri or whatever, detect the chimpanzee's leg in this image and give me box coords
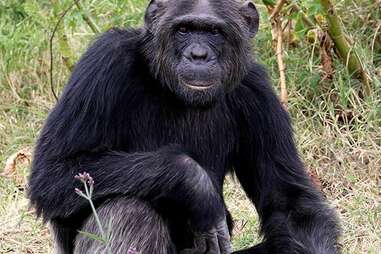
[74,197,175,254]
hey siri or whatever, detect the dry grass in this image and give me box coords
[295,115,381,254]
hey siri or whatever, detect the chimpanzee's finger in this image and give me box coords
[179,233,207,254]
[215,220,232,254]
[205,230,220,254]
[180,220,232,254]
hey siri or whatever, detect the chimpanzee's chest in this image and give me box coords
[122,99,238,179]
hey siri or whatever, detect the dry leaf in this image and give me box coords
[2,148,32,186]
[308,169,322,191]
[319,32,335,81]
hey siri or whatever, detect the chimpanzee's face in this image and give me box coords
[143,0,259,106]
[173,16,225,99]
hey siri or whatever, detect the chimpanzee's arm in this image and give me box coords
[230,65,340,254]
[29,146,223,231]
[28,29,223,232]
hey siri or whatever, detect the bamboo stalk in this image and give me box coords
[75,1,101,34]
[320,0,371,96]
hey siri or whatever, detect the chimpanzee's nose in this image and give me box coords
[190,45,208,62]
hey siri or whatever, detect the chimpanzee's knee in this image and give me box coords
[74,197,175,254]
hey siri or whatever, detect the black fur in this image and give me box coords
[28,0,340,253]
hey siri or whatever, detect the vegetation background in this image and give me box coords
[0,0,380,253]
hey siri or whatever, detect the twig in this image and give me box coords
[4,73,22,101]
[268,0,288,109]
[264,0,316,29]
[275,18,288,109]
[269,0,287,20]
[371,22,381,65]
[50,0,81,101]
[289,3,316,29]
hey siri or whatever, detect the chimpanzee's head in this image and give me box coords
[143,0,259,106]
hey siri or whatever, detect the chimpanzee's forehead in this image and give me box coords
[190,0,240,13]
[166,0,241,18]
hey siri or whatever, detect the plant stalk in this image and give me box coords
[75,1,101,34]
[320,0,371,95]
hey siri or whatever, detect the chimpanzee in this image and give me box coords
[28,0,340,253]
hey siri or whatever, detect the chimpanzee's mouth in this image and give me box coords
[181,79,214,90]
[185,84,213,90]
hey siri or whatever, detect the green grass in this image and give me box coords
[0,0,380,253]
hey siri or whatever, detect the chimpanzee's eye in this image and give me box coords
[211,27,220,35]
[178,26,189,34]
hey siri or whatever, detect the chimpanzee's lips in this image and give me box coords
[180,79,214,90]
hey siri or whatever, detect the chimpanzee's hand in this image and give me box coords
[155,145,226,232]
[180,219,232,254]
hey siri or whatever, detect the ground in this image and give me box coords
[0,0,380,253]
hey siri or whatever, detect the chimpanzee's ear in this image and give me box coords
[239,1,260,38]
[144,0,167,30]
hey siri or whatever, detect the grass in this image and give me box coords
[0,0,380,253]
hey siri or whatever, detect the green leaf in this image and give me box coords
[295,13,307,35]
[262,0,276,7]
